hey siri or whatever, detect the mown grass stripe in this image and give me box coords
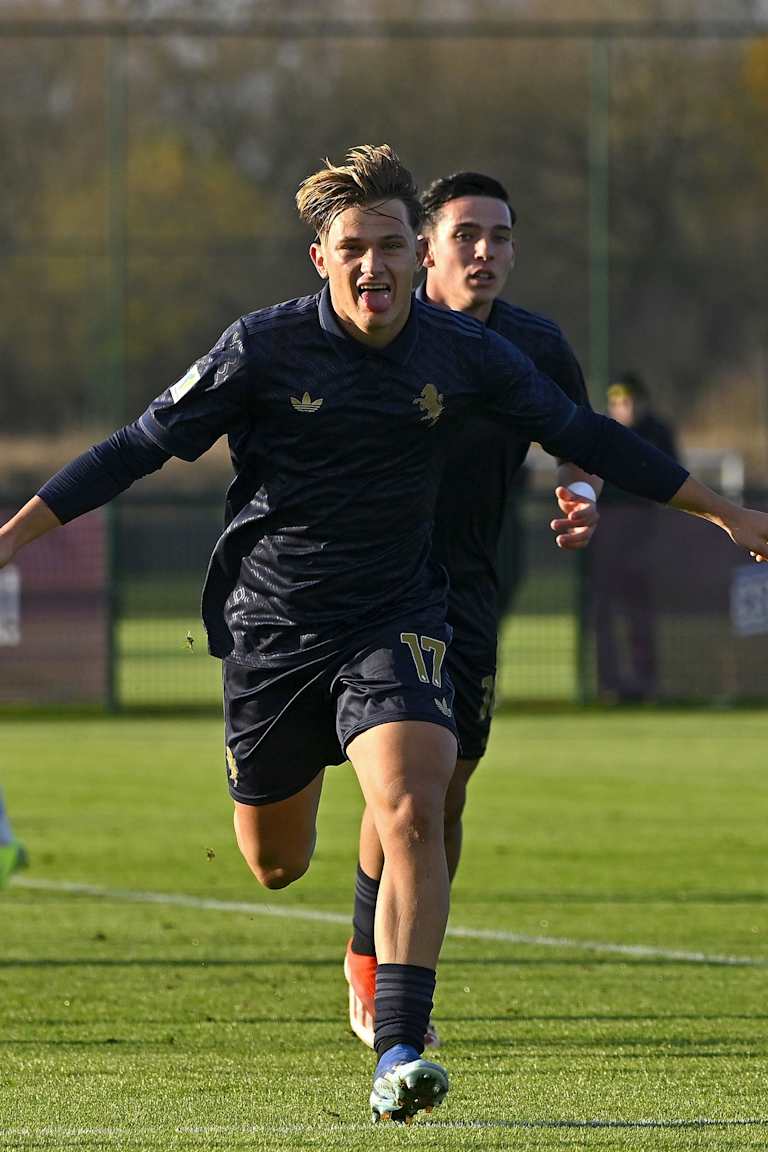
[11,876,767,968]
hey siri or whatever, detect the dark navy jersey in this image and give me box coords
[39,285,687,666]
[600,413,679,506]
[421,283,590,599]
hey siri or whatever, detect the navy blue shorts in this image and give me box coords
[223,616,457,806]
[444,583,498,762]
[446,635,497,761]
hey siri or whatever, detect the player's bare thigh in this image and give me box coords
[348,720,456,841]
[234,769,325,890]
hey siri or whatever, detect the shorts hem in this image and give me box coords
[341,710,458,755]
[455,740,488,762]
[228,764,326,808]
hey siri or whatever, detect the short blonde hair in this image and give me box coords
[296,144,422,238]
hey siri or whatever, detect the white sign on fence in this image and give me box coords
[730,563,768,637]
[0,565,21,646]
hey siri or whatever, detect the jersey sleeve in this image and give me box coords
[37,423,171,524]
[37,318,255,524]
[138,317,254,461]
[480,329,689,503]
[480,327,582,441]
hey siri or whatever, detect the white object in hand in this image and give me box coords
[566,481,597,503]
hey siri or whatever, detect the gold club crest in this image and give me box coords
[413,383,444,426]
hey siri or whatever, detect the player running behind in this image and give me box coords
[345,171,602,1049]
[2,146,768,1124]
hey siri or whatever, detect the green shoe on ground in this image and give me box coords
[0,841,28,888]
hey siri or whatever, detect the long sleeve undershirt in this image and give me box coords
[38,422,170,523]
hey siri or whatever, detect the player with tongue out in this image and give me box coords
[3,145,768,1125]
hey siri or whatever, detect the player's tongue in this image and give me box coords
[358,284,391,314]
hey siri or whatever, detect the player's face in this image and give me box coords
[423,195,515,321]
[608,393,635,427]
[310,200,423,348]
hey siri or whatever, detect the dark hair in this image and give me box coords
[420,171,516,228]
[610,371,649,402]
[296,144,422,237]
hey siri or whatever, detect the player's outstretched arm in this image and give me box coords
[669,476,768,562]
[0,496,61,570]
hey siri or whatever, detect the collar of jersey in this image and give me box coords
[318,283,419,365]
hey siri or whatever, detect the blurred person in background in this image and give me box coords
[591,372,680,702]
[0,788,27,887]
[343,169,603,1051]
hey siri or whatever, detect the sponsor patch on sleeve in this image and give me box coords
[170,364,202,403]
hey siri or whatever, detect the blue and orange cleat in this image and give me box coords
[344,939,441,1050]
[0,840,28,888]
[344,939,377,1048]
[369,1043,449,1124]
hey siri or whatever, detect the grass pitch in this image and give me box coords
[1,710,767,1150]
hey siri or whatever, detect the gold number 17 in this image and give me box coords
[400,632,447,687]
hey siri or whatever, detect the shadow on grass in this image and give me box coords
[454,889,768,905]
[2,953,765,970]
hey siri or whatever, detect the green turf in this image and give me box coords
[1,711,767,1150]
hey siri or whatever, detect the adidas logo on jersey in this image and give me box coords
[290,392,324,413]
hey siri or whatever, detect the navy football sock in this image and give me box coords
[373,963,436,1057]
[351,863,380,957]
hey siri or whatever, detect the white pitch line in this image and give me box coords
[10,876,767,968]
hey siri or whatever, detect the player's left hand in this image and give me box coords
[724,507,768,562]
[550,486,600,550]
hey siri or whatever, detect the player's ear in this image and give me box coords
[420,232,435,270]
[509,238,518,270]
[415,233,428,269]
[309,240,328,279]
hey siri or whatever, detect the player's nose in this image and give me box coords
[360,246,385,275]
[474,237,493,260]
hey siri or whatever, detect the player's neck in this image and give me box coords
[423,283,493,325]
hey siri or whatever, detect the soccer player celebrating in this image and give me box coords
[1,146,767,1123]
[344,171,602,1050]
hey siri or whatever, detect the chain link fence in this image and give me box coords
[3,489,768,710]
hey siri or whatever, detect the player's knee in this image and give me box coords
[382,787,445,848]
[249,856,311,890]
[240,845,312,889]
